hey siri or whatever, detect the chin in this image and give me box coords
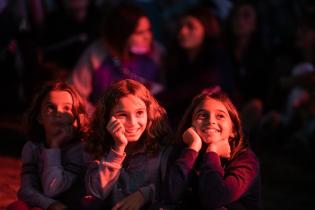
[126,135,142,142]
[202,138,212,144]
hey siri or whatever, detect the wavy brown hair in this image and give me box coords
[176,87,247,160]
[85,79,172,159]
[26,81,89,143]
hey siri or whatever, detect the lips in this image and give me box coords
[202,127,220,134]
[125,128,141,135]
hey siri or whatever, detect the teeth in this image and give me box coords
[204,128,219,134]
[125,129,139,134]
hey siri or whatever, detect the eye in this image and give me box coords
[216,114,225,119]
[64,105,72,112]
[46,104,55,113]
[197,112,208,120]
[115,113,127,119]
[136,110,145,117]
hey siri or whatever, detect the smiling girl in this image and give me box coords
[83,79,172,210]
[163,87,262,210]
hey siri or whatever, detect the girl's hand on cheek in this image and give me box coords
[182,127,202,152]
[206,138,231,159]
[47,124,74,148]
[107,116,128,154]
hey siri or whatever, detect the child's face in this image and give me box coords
[38,90,74,134]
[178,16,205,50]
[192,97,235,144]
[110,94,148,142]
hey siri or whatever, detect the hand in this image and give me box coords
[47,202,68,210]
[107,116,128,154]
[206,138,231,159]
[112,190,145,210]
[182,127,202,152]
[46,124,74,148]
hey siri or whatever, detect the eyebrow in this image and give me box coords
[195,108,227,114]
[114,107,146,113]
[44,102,73,106]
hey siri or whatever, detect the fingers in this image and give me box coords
[107,116,125,135]
[112,200,134,210]
[50,125,74,148]
[111,201,122,210]
[183,127,202,152]
[112,191,143,210]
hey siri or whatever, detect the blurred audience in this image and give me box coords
[69,3,165,115]
[160,6,235,127]
[222,0,272,135]
[37,0,98,81]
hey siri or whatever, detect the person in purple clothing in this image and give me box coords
[83,79,172,210]
[70,3,165,115]
[162,86,262,210]
[7,81,89,210]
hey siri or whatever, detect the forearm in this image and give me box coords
[199,151,258,209]
[41,146,82,197]
[164,148,198,202]
[19,175,56,209]
[85,149,125,199]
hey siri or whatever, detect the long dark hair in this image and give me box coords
[177,87,247,160]
[85,79,172,159]
[26,81,89,143]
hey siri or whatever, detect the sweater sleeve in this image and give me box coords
[199,150,259,209]
[18,141,56,210]
[40,142,84,197]
[163,147,199,202]
[85,148,126,199]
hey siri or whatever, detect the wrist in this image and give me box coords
[206,143,218,154]
[187,142,201,152]
[112,143,127,155]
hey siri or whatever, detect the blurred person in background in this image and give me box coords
[222,0,271,137]
[161,6,235,127]
[69,3,165,116]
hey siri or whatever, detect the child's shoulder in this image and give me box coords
[21,140,43,161]
[231,148,260,170]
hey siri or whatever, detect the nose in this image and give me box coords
[208,114,216,125]
[127,115,137,126]
[55,107,66,117]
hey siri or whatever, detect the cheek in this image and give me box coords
[192,119,202,129]
[118,118,127,125]
[222,122,234,137]
[39,112,51,125]
[129,35,143,46]
[186,30,204,48]
[195,30,205,43]
[139,116,148,127]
